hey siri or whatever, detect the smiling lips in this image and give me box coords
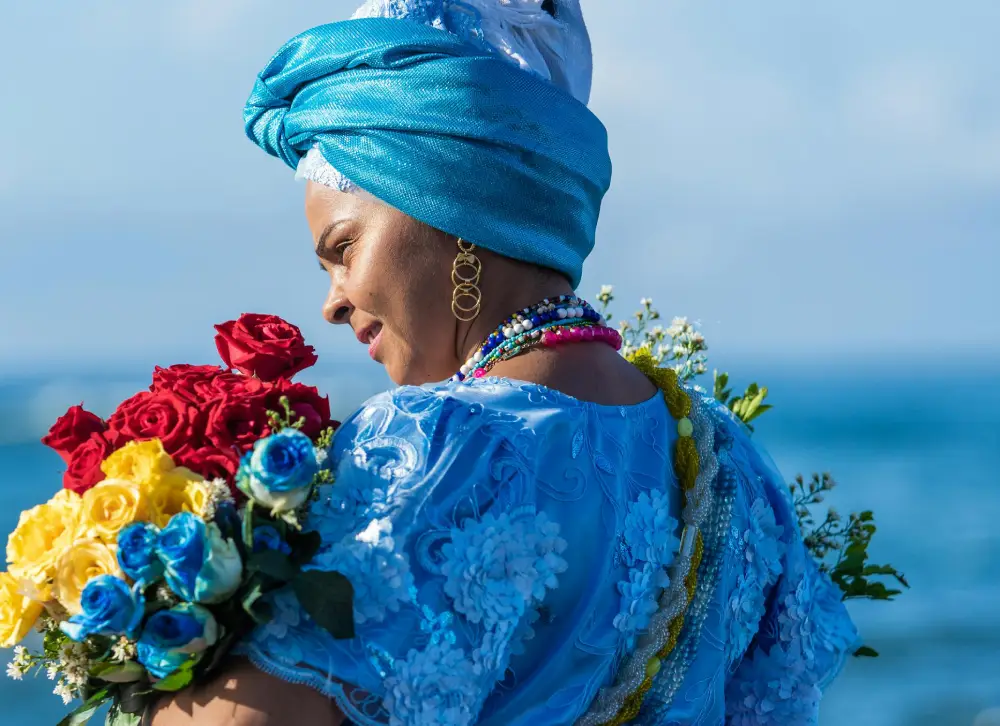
[356,323,383,360]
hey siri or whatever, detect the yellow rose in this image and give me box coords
[54,539,123,615]
[78,479,147,543]
[6,490,82,601]
[101,439,175,486]
[0,572,43,648]
[145,467,209,528]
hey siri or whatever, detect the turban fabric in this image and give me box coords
[244,17,612,287]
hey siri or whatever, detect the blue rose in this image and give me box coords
[252,525,292,555]
[137,603,218,679]
[237,429,319,513]
[157,512,243,604]
[60,575,144,642]
[117,522,164,584]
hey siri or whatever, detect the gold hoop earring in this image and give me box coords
[451,238,482,322]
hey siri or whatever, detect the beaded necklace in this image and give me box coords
[452,295,622,382]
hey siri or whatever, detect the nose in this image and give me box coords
[322,274,353,325]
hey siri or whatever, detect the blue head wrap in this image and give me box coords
[244,17,612,287]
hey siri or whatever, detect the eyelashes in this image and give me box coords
[317,239,355,271]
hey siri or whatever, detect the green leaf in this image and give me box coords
[288,530,323,565]
[242,501,256,551]
[106,706,142,726]
[293,570,356,640]
[863,564,900,577]
[853,645,879,658]
[56,689,109,726]
[117,681,153,716]
[744,403,773,424]
[152,658,199,692]
[247,549,296,582]
[91,661,145,684]
[241,581,270,624]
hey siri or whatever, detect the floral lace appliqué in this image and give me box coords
[622,489,680,568]
[384,640,480,726]
[310,518,414,625]
[613,489,681,648]
[725,497,787,665]
[440,507,568,630]
[726,642,821,726]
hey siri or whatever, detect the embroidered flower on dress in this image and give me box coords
[311,518,414,625]
[253,589,305,665]
[777,571,815,655]
[725,642,821,726]
[725,498,787,665]
[746,498,785,585]
[725,570,767,665]
[441,509,568,630]
[613,563,669,648]
[384,640,480,726]
[472,620,516,677]
[307,481,388,536]
[622,489,681,568]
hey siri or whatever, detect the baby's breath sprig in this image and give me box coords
[266,396,306,432]
[315,425,337,450]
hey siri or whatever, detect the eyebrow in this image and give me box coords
[314,218,352,258]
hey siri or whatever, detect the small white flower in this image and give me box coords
[46,664,59,681]
[111,636,137,663]
[600,285,614,296]
[54,680,75,705]
[640,297,652,307]
[314,448,329,467]
[6,661,23,681]
[65,667,87,688]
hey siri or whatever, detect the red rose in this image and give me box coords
[204,392,273,452]
[151,365,224,402]
[63,433,112,494]
[152,365,264,405]
[268,381,335,439]
[173,446,241,485]
[107,390,202,453]
[42,405,107,464]
[211,373,267,399]
[214,313,318,382]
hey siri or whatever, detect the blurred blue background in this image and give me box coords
[0,1,998,724]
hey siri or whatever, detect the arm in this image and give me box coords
[148,658,346,726]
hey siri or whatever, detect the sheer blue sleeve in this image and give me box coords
[718,402,860,726]
[236,385,570,726]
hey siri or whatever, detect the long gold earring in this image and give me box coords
[451,238,482,322]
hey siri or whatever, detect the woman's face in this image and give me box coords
[305,181,460,385]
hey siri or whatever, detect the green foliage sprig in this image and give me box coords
[596,286,909,657]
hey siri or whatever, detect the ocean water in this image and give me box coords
[0,365,998,726]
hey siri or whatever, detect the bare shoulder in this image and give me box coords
[148,658,344,726]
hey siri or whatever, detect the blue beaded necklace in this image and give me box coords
[452,295,621,382]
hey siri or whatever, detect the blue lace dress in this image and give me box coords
[236,376,858,725]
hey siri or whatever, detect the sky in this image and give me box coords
[0,0,997,380]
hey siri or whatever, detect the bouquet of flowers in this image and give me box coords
[1,314,354,725]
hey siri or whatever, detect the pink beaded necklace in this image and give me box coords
[453,295,622,382]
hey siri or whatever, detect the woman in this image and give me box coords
[152,1,857,724]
